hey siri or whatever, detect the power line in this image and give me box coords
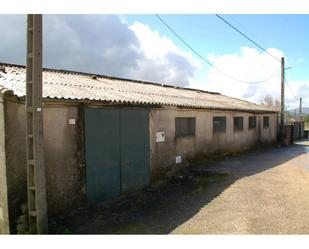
[215,14,281,63]
[284,78,298,99]
[221,14,261,43]
[155,14,279,84]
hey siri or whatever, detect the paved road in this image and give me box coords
[62,141,309,234]
[173,141,309,234]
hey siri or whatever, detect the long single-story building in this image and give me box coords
[0,63,278,233]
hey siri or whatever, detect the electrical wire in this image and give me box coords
[215,15,302,105]
[215,14,281,63]
[285,78,298,99]
[155,14,280,84]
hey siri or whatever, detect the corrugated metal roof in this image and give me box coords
[0,63,277,113]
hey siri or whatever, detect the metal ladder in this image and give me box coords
[26,14,48,234]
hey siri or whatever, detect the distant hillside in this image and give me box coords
[287,107,309,115]
[302,107,309,115]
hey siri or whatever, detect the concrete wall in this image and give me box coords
[259,114,278,144]
[292,121,305,140]
[284,125,294,145]
[0,95,10,234]
[149,107,278,172]
[4,99,27,232]
[2,98,278,232]
[43,105,85,218]
[4,99,85,232]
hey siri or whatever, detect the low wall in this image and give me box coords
[284,125,294,145]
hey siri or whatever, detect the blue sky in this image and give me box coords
[124,14,309,81]
[0,14,308,108]
[123,14,309,108]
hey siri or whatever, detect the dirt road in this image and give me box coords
[173,141,309,234]
[56,141,309,234]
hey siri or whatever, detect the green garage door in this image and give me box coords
[85,108,121,203]
[120,109,150,193]
[85,108,150,204]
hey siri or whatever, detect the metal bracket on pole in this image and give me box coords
[26,14,48,234]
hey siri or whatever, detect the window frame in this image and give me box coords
[213,116,227,133]
[233,116,244,132]
[175,117,196,137]
[248,116,257,129]
[263,116,270,128]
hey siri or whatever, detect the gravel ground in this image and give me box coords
[173,141,309,234]
[55,141,309,234]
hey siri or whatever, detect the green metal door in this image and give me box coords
[85,107,150,204]
[85,108,121,204]
[121,109,150,193]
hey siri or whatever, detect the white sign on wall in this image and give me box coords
[69,119,76,125]
[156,131,165,143]
[175,156,182,164]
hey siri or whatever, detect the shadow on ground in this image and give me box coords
[50,142,308,234]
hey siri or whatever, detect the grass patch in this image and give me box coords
[189,174,227,196]
[111,221,149,234]
[191,185,207,195]
[198,175,227,183]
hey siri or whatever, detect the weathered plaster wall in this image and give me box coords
[4,100,85,232]
[43,104,85,218]
[259,114,278,143]
[149,107,278,172]
[3,98,278,232]
[4,99,27,233]
[0,95,10,234]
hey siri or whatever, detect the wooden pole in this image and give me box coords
[299,98,302,121]
[26,14,48,234]
[280,57,285,142]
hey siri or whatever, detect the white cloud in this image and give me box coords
[0,15,199,87]
[0,15,307,108]
[190,47,309,109]
[284,80,309,109]
[128,22,201,85]
[190,47,305,108]
[129,22,199,66]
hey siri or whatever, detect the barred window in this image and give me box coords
[175,117,196,137]
[249,116,257,129]
[213,117,226,133]
[234,117,243,131]
[263,116,270,128]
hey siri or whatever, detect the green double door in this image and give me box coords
[85,108,150,204]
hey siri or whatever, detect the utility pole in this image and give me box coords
[280,57,285,141]
[299,97,302,121]
[26,14,48,234]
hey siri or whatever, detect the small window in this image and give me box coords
[175,117,196,137]
[249,116,257,129]
[234,117,243,131]
[213,117,226,133]
[263,116,270,128]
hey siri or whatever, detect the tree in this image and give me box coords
[260,94,280,110]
